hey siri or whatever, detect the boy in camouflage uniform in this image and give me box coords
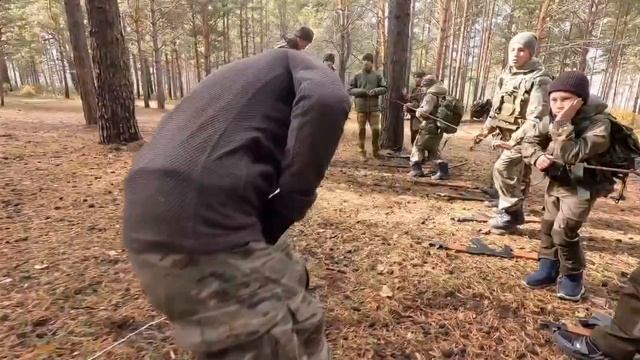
[408,76,449,179]
[404,70,426,145]
[349,53,388,159]
[473,32,552,232]
[522,71,614,301]
[123,50,350,359]
[553,265,640,359]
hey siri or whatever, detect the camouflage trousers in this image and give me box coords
[593,266,640,360]
[356,112,381,155]
[538,183,596,274]
[409,121,442,164]
[129,237,329,360]
[493,148,531,211]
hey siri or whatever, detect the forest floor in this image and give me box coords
[1,95,640,360]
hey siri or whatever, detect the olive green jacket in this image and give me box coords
[348,70,387,113]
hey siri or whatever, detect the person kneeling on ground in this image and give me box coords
[553,266,640,359]
[408,75,449,180]
[523,71,615,302]
[123,49,350,359]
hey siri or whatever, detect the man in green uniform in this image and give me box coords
[553,266,640,359]
[404,70,427,145]
[473,32,552,232]
[522,71,615,301]
[408,76,448,179]
[348,53,387,159]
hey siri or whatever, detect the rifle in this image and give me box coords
[428,238,538,260]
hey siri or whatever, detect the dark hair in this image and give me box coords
[294,26,314,42]
[362,53,374,63]
[323,53,336,63]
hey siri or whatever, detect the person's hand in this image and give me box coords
[535,155,554,171]
[368,89,377,96]
[555,98,584,123]
[473,131,487,144]
[493,141,513,150]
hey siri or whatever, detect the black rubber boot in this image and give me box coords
[481,186,499,199]
[431,160,450,180]
[409,162,425,177]
[489,207,524,231]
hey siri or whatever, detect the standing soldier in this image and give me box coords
[123,50,350,359]
[275,26,314,50]
[349,53,387,159]
[523,72,615,301]
[472,32,552,232]
[404,70,426,145]
[408,75,449,179]
[553,266,640,359]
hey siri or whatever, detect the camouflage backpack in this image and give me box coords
[435,95,464,134]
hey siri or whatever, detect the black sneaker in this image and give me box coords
[552,330,611,360]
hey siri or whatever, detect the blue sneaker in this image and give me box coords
[557,273,586,301]
[524,259,560,288]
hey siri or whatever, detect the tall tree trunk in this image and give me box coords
[374,0,386,72]
[335,0,352,85]
[577,0,597,72]
[191,2,202,81]
[239,3,246,58]
[277,0,287,37]
[250,2,257,54]
[202,3,211,74]
[534,0,552,55]
[405,0,416,88]
[149,0,165,109]
[63,42,79,93]
[600,0,623,97]
[9,58,20,88]
[132,52,141,98]
[434,0,451,79]
[633,76,640,115]
[64,0,98,125]
[0,51,12,91]
[173,45,184,98]
[479,0,496,100]
[57,41,71,99]
[381,0,411,152]
[85,0,142,144]
[454,0,470,99]
[446,0,458,87]
[134,0,150,108]
[165,52,173,100]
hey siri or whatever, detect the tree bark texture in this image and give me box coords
[85,0,142,144]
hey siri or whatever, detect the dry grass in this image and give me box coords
[1,96,639,359]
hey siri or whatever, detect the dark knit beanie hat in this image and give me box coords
[549,71,590,104]
[362,53,374,63]
[294,26,314,42]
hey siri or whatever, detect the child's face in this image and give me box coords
[550,91,579,116]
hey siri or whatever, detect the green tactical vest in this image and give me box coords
[494,75,536,130]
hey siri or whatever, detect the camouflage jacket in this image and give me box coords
[521,95,614,198]
[484,59,552,143]
[416,84,447,135]
[406,86,425,116]
[348,70,387,113]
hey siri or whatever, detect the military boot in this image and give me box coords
[431,160,450,180]
[557,273,586,302]
[489,207,524,231]
[409,162,425,177]
[371,129,381,159]
[552,331,611,360]
[524,259,560,288]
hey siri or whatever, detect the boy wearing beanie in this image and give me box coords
[523,71,614,301]
[473,32,553,232]
[348,53,387,159]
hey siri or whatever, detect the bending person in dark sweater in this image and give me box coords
[123,49,350,359]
